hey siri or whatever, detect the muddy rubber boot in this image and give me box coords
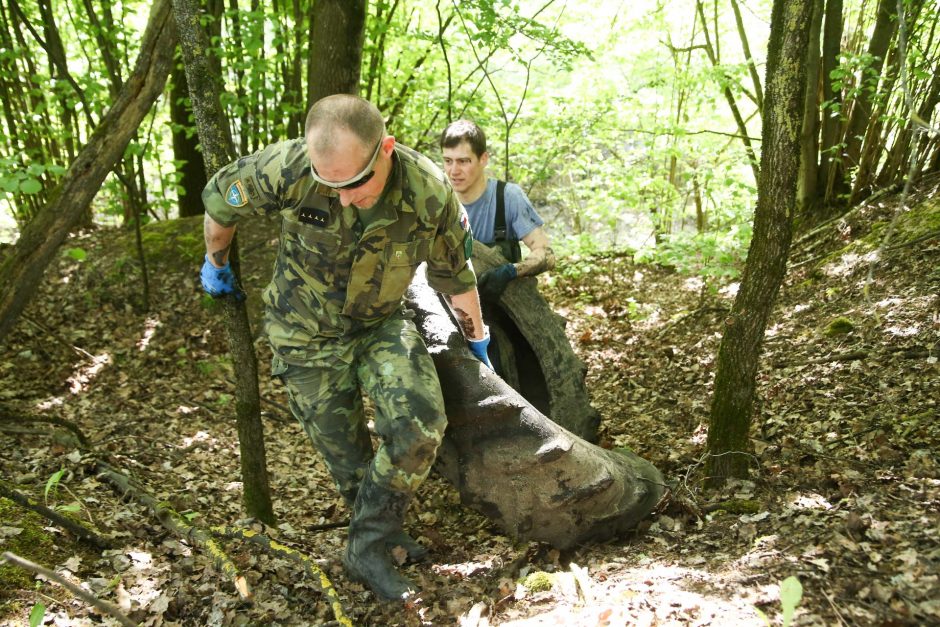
[343,477,418,601]
[341,487,429,562]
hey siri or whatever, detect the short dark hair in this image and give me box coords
[440,120,487,157]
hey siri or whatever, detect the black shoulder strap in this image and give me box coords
[493,180,507,242]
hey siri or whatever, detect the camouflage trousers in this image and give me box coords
[274,316,447,496]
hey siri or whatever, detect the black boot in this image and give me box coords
[343,477,418,601]
[341,487,429,562]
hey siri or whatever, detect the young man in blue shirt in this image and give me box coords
[440,120,555,300]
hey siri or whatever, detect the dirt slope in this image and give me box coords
[0,175,937,626]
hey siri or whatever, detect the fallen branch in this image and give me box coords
[211,525,352,627]
[308,520,349,532]
[0,405,89,446]
[656,305,729,339]
[1,551,136,627]
[21,315,98,362]
[95,460,252,601]
[886,228,940,250]
[0,482,113,549]
[775,344,931,368]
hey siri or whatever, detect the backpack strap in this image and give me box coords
[493,180,508,242]
[491,180,522,263]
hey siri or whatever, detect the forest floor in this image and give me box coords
[0,175,938,627]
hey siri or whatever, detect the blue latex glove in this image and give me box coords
[200,254,244,300]
[478,263,517,301]
[467,329,493,369]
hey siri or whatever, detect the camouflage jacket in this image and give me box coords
[202,138,476,366]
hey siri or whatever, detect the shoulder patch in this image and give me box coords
[464,232,473,259]
[226,181,249,207]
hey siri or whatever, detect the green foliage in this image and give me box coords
[635,226,750,284]
[825,316,855,336]
[29,603,46,627]
[0,497,56,595]
[43,468,66,503]
[65,247,87,262]
[755,576,803,626]
[522,570,554,592]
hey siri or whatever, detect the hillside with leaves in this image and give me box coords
[0,174,937,626]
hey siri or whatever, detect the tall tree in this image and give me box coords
[308,0,367,106]
[705,0,815,484]
[0,0,175,342]
[169,55,208,218]
[173,0,275,525]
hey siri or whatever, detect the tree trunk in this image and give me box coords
[833,0,897,199]
[705,0,814,486]
[0,0,175,342]
[173,0,275,525]
[798,0,824,214]
[307,0,367,104]
[170,53,208,218]
[815,0,843,205]
[407,275,664,549]
[471,242,601,442]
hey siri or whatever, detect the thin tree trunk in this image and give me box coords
[833,0,897,198]
[816,0,844,204]
[0,0,175,342]
[705,0,814,485]
[695,0,761,183]
[798,0,824,213]
[729,0,764,111]
[173,0,275,525]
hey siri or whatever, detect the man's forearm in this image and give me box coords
[448,289,486,340]
[204,212,237,267]
[515,246,555,278]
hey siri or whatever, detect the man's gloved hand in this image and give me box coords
[200,254,244,300]
[477,263,517,301]
[467,328,493,369]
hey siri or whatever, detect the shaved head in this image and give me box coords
[305,94,385,157]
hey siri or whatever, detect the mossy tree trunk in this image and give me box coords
[705,0,814,486]
[173,0,274,525]
[0,0,175,343]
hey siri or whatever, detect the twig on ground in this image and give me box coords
[0,482,113,549]
[656,305,729,339]
[96,460,252,601]
[20,315,98,362]
[308,520,349,532]
[823,586,851,626]
[211,525,353,627]
[775,344,930,368]
[1,551,136,627]
[0,405,90,446]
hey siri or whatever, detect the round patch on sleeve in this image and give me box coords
[226,181,249,207]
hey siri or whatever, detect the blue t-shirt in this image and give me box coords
[462,179,544,244]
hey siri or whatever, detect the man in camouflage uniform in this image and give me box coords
[199,95,492,601]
